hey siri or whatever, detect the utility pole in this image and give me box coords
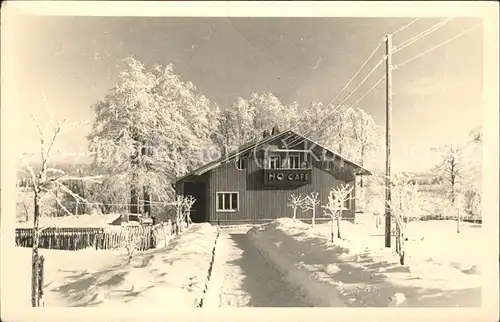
[384,34,393,248]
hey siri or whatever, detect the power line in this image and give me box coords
[296,73,385,147]
[286,19,448,149]
[327,40,383,106]
[394,17,453,50]
[393,17,454,54]
[391,18,420,36]
[286,43,386,148]
[336,58,385,107]
[394,23,481,69]
[286,58,385,148]
[350,75,386,108]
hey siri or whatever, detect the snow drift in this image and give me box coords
[248,217,482,307]
[5,223,218,312]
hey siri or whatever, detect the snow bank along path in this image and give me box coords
[248,220,347,307]
[248,218,482,307]
[197,227,220,307]
[210,226,312,307]
[4,223,220,314]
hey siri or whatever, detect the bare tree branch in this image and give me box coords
[55,198,76,217]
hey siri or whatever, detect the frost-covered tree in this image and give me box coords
[322,184,354,241]
[348,107,380,164]
[217,93,300,152]
[216,97,257,153]
[251,93,300,134]
[431,144,465,206]
[431,126,482,227]
[387,173,421,265]
[301,192,320,226]
[332,105,356,157]
[287,194,305,220]
[348,107,381,211]
[182,196,196,228]
[88,56,221,208]
[469,125,482,144]
[18,107,101,307]
[299,103,357,160]
[364,170,387,227]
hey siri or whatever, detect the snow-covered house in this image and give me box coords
[175,129,371,225]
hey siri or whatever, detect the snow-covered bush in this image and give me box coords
[120,224,145,262]
[461,186,481,220]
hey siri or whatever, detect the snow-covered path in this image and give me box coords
[218,231,311,307]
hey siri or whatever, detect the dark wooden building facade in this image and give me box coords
[175,129,371,225]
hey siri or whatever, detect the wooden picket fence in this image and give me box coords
[16,227,104,250]
[15,222,176,251]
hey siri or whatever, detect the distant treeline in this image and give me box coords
[407,176,444,185]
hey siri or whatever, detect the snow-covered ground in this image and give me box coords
[208,227,311,307]
[3,223,218,314]
[248,216,483,307]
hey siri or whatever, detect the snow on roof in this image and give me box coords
[175,129,372,182]
[16,213,122,229]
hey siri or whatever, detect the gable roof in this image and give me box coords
[176,129,372,183]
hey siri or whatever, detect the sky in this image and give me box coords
[9,15,483,173]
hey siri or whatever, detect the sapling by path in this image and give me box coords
[322,184,354,241]
[183,195,196,228]
[301,192,320,226]
[174,195,184,234]
[287,194,305,220]
[120,224,144,263]
[172,195,196,233]
[387,173,421,265]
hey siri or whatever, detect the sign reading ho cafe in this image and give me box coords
[263,169,312,186]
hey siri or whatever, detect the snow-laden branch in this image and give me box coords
[287,194,305,220]
[301,192,320,226]
[322,184,354,240]
[387,173,421,265]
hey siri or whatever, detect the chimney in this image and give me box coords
[263,130,270,138]
[271,125,280,135]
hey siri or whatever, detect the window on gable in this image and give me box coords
[268,155,281,169]
[288,155,301,169]
[236,158,246,170]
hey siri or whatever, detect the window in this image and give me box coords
[216,192,239,211]
[344,191,353,210]
[323,160,332,170]
[268,155,281,169]
[288,155,301,169]
[330,191,353,210]
[236,158,246,170]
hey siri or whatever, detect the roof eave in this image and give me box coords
[175,129,373,182]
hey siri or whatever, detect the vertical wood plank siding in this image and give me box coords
[207,146,357,224]
[177,137,361,224]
